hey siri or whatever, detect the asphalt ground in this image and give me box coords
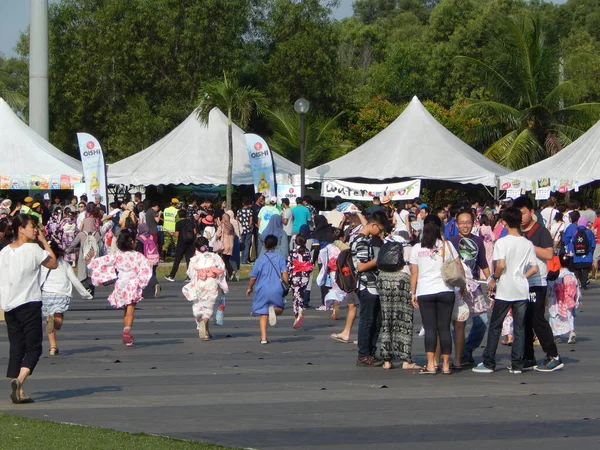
[0,277,599,450]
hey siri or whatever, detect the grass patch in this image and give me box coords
[0,414,239,450]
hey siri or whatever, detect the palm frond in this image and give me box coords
[542,81,578,111]
[484,128,545,170]
[462,100,522,128]
[550,124,586,143]
[0,89,27,111]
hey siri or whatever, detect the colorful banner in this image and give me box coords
[501,177,580,193]
[321,179,421,201]
[77,133,108,205]
[244,133,276,198]
[276,184,302,204]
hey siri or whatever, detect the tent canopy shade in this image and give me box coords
[107,108,299,187]
[500,118,600,189]
[306,96,509,187]
[0,98,83,179]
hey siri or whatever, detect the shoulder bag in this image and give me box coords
[441,241,466,288]
[265,253,290,296]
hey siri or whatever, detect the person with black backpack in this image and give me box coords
[568,216,595,290]
[164,210,196,282]
[376,234,421,370]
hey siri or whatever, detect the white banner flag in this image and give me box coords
[321,179,421,201]
[76,133,108,206]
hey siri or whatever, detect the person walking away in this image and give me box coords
[246,235,288,344]
[291,196,311,241]
[257,196,279,237]
[259,214,289,260]
[365,196,385,216]
[41,241,93,356]
[66,217,101,296]
[317,238,345,320]
[215,212,235,279]
[548,254,581,344]
[135,224,161,298]
[409,214,462,374]
[226,210,242,281]
[251,194,265,259]
[287,234,313,328]
[566,217,595,289]
[377,234,421,370]
[513,196,564,372]
[182,237,228,340]
[473,207,538,374]
[540,199,558,229]
[202,215,217,250]
[119,202,138,237]
[281,198,293,247]
[0,214,57,403]
[238,199,254,264]
[145,201,162,246]
[354,211,388,367]
[88,229,152,346]
[163,198,180,257]
[165,210,196,282]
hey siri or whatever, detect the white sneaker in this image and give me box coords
[568,332,576,344]
[268,305,277,326]
[472,363,493,373]
[418,326,425,337]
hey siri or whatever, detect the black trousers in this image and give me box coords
[524,286,558,360]
[418,291,455,355]
[357,290,382,358]
[168,243,195,278]
[483,299,527,370]
[5,301,43,379]
[222,254,234,278]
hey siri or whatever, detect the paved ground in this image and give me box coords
[1,277,599,450]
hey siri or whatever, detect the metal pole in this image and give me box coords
[300,113,305,197]
[29,0,49,140]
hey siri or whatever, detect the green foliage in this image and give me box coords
[0,56,28,113]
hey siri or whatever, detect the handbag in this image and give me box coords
[441,241,466,288]
[265,253,290,296]
[452,296,470,322]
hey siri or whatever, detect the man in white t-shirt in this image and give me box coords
[540,199,557,229]
[280,198,293,246]
[473,207,538,375]
[393,202,410,238]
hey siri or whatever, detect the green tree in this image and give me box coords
[0,56,28,113]
[265,108,350,169]
[457,15,600,169]
[196,73,267,210]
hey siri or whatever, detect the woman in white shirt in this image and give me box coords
[0,214,57,403]
[409,214,463,375]
[41,241,93,356]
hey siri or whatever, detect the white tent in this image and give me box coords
[500,118,600,189]
[108,108,299,186]
[0,98,83,181]
[306,96,509,187]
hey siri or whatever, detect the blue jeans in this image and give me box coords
[462,314,488,360]
[241,233,252,263]
[482,300,527,371]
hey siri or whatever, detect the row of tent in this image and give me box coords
[1,96,599,192]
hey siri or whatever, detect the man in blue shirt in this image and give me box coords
[292,196,311,237]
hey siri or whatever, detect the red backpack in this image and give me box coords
[139,235,160,266]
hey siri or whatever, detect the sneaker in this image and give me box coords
[568,333,576,344]
[472,363,493,373]
[507,366,522,374]
[122,330,134,346]
[232,271,239,282]
[268,305,277,326]
[535,356,564,372]
[154,284,161,298]
[418,326,425,337]
[184,277,191,282]
[164,276,175,282]
[292,315,304,329]
[356,356,382,367]
[316,305,327,311]
[522,359,538,371]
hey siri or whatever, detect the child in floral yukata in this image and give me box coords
[316,241,346,321]
[287,234,313,328]
[182,237,228,340]
[88,229,152,346]
[548,255,581,344]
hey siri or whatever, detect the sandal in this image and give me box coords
[450,362,462,370]
[402,362,422,370]
[331,333,349,343]
[419,367,437,375]
[442,369,452,375]
[10,379,21,404]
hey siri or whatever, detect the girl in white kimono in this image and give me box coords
[182,237,228,340]
[316,241,345,320]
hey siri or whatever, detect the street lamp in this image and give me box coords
[294,98,310,197]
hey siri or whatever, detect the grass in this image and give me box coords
[0,414,239,450]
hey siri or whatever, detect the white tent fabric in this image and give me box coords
[108,108,299,186]
[306,96,509,186]
[500,119,600,189]
[0,98,83,177]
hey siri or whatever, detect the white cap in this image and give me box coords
[269,196,278,204]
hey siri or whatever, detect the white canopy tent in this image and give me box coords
[0,98,83,182]
[500,118,600,189]
[306,96,509,187]
[108,108,299,186]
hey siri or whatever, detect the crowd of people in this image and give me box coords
[0,190,598,403]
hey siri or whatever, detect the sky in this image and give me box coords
[0,0,567,59]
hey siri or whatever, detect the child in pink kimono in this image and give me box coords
[182,237,228,340]
[88,229,152,346]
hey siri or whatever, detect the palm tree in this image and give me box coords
[0,69,27,112]
[456,15,600,170]
[265,108,351,169]
[196,72,267,209]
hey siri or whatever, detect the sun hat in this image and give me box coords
[24,196,33,203]
[171,198,179,204]
[32,202,40,208]
[202,215,215,225]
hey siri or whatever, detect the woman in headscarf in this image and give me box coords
[259,214,289,260]
[119,201,138,237]
[66,216,101,295]
[311,215,336,310]
[226,210,242,281]
[216,212,235,279]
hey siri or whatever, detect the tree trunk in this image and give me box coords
[227,112,233,211]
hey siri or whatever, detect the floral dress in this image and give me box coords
[59,217,78,264]
[316,243,345,310]
[88,251,152,308]
[182,252,228,323]
[548,269,580,336]
[287,247,313,315]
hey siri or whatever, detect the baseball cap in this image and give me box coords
[171,198,179,204]
[32,202,40,208]
[24,196,33,203]
[269,196,277,204]
[419,203,428,209]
